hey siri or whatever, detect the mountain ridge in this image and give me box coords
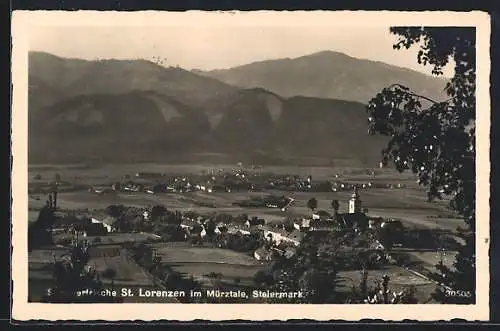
[27,51,445,166]
[195,50,448,104]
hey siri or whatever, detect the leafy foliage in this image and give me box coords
[367,27,476,303]
[101,267,117,279]
[331,199,340,213]
[105,204,126,219]
[307,197,318,212]
[259,241,338,303]
[28,201,56,251]
[150,205,168,222]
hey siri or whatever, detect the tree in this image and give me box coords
[150,205,168,222]
[101,268,117,281]
[205,219,217,238]
[28,202,56,251]
[299,267,337,303]
[45,240,121,303]
[253,270,273,286]
[164,212,182,225]
[105,204,125,219]
[366,27,475,303]
[283,219,295,233]
[267,243,338,303]
[307,197,318,212]
[331,199,340,218]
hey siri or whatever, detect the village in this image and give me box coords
[28,167,460,304]
[31,165,409,197]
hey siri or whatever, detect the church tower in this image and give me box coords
[348,186,362,214]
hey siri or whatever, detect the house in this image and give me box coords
[381,219,404,231]
[227,225,251,236]
[285,229,306,246]
[312,210,332,221]
[310,219,338,232]
[263,227,305,247]
[210,185,226,192]
[294,218,312,231]
[83,222,107,236]
[102,216,118,232]
[181,220,204,238]
[245,217,265,228]
[283,246,297,259]
[263,226,286,244]
[368,217,384,229]
[336,213,369,231]
[370,239,385,250]
[214,224,228,235]
[200,225,207,238]
[91,216,117,233]
[254,246,274,261]
[266,243,297,260]
[180,219,199,231]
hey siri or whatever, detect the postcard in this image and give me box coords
[11,10,491,321]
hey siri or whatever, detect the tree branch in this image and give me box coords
[386,83,450,105]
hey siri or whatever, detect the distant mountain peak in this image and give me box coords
[297,50,353,59]
[28,51,442,166]
[198,50,448,103]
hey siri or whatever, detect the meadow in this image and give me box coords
[27,162,463,232]
[86,246,155,286]
[336,266,438,303]
[28,248,68,301]
[150,243,265,287]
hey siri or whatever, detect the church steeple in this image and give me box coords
[349,186,362,214]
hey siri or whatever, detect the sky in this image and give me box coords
[29,26,455,77]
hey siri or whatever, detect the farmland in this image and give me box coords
[28,246,179,303]
[27,162,466,304]
[86,246,154,286]
[28,248,69,301]
[150,243,265,287]
[336,266,438,303]
[28,162,462,231]
[52,232,161,246]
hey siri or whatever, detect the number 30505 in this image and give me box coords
[445,289,472,297]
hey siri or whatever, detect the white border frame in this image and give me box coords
[11,10,491,321]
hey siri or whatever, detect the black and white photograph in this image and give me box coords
[11,10,490,321]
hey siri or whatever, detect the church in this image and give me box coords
[306,186,369,232]
[337,186,369,230]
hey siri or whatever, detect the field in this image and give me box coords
[404,250,458,273]
[52,232,161,246]
[27,162,465,303]
[336,266,438,303]
[28,248,68,301]
[151,243,265,287]
[28,163,463,231]
[27,246,179,303]
[86,246,154,286]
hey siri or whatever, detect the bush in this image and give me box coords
[101,268,117,279]
[394,253,411,266]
